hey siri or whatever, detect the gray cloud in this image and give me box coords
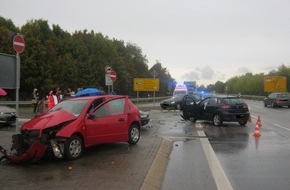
[181,65,215,84]
[237,67,251,74]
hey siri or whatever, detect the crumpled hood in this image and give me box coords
[21,110,77,130]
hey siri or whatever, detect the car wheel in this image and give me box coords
[264,102,267,107]
[189,117,197,122]
[64,135,83,160]
[238,120,247,126]
[161,106,166,110]
[176,103,181,110]
[128,124,140,145]
[213,114,223,126]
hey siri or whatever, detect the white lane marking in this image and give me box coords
[274,124,290,131]
[198,131,233,190]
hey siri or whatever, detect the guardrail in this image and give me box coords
[0,95,265,107]
[0,96,171,106]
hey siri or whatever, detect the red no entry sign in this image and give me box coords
[110,70,117,82]
[13,34,25,53]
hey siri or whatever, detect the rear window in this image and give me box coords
[224,98,245,105]
[277,93,290,98]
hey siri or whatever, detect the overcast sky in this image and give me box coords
[1,0,290,85]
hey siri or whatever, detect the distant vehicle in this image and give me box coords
[263,92,290,108]
[0,106,17,127]
[173,85,188,96]
[140,110,150,126]
[160,94,200,110]
[0,95,141,162]
[180,95,250,126]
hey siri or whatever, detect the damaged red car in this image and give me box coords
[0,95,141,162]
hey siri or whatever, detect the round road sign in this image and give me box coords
[110,70,117,82]
[13,34,25,53]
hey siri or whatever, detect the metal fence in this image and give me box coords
[0,96,172,106]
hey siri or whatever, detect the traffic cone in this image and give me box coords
[256,115,262,127]
[253,124,261,137]
[248,113,252,123]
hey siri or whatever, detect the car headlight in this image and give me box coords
[141,114,148,118]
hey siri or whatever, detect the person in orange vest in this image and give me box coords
[47,90,55,110]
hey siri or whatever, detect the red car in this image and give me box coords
[0,95,141,162]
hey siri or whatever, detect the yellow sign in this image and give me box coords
[134,78,159,91]
[264,76,287,92]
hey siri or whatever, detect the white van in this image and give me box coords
[173,85,188,96]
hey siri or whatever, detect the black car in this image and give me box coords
[0,106,17,127]
[160,94,200,110]
[180,95,250,126]
[263,92,290,108]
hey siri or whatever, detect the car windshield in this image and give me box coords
[49,99,89,116]
[173,94,184,98]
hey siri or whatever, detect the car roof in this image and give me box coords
[207,95,239,99]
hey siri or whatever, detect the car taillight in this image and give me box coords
[222,105,231,109]
[275,99,280,103]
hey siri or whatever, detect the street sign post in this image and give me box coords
[13,34,25,53]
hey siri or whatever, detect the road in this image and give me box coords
[161,100,290,190]
[0,100,290,190]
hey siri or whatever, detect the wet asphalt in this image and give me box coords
[1,101,290,190]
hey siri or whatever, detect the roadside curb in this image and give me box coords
[140,138,173,190]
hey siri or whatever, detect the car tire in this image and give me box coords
[213,114,223,126]
[238,120,247,126]
[128,124,140,145]
[161,106,166,110]
[264,102,267,107]
[64,135,83,160]
[189,117,197,122]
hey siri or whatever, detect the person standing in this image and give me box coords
[47,90,55,110]
[52,89,59,105]
[32,88,39,113]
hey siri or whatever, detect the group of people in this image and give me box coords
[32,86,108,117]
[32,87,71,117]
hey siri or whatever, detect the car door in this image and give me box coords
[265,93,275,105]
[202,97,218,120]
[85,97,128,146]
[181,95,197,120]
[197,97,211,120]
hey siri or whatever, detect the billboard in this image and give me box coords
[264,76,287,92]
[134,78,159,91]
[0,53,17,89]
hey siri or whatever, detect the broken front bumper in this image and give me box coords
[0,134,47,163]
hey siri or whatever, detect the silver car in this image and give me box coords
[264,92,290,108]
[0,106,17,126]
